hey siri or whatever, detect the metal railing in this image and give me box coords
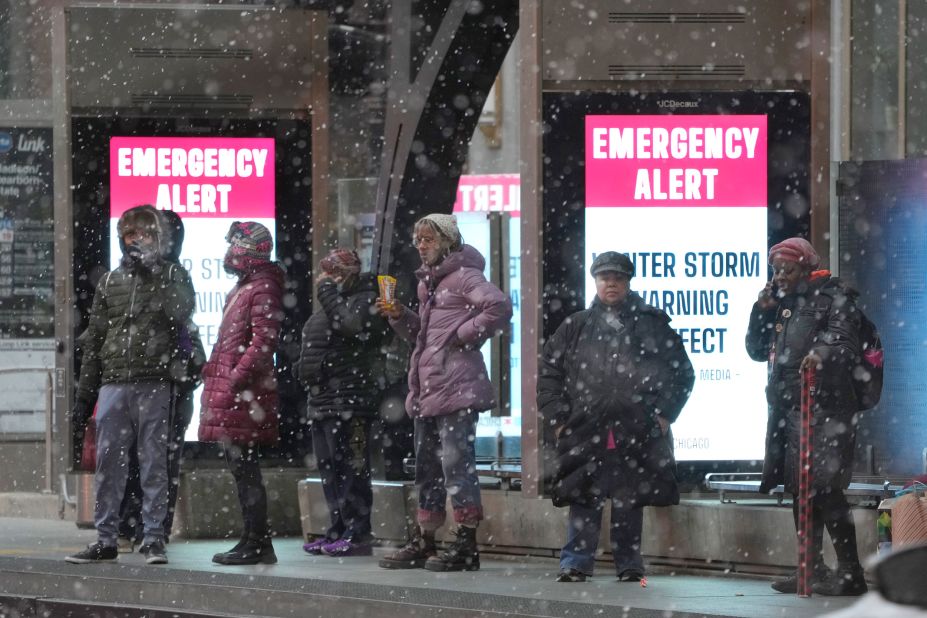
[0,367,55,493]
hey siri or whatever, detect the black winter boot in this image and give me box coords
[424,526,480,572]
[212,535,277,566]
[211,525,250,564]
[771,563,832,593]
[813,564,868,596]
[379,528,436,569]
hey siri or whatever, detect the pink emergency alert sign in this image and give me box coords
[109,137,275,218]
[585,115,767,207]
[582,112,771,462]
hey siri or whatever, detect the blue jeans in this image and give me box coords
[414,410,483,529]
[119,386,194,541]
[559,500,644,576]
[94,381,171,546]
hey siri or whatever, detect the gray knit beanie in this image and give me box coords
[420,213,460,243]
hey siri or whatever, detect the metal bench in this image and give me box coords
[476,461,522,490]
[704,472,904,505]
[403,457,523,490]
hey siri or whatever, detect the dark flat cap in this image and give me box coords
[590,251,634,278]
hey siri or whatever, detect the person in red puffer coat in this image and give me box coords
[199,221,284,566]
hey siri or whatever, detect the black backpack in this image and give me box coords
[853,311,884,411]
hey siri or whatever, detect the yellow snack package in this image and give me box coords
[377,275,397,309]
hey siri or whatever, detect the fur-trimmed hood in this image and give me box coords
[116,205,164,257]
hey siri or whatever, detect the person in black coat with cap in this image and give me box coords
[538,251,694,583]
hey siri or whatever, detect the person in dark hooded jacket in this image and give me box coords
[296,248,389,557]
[200,221,284,566]
[746,237,868,596]
[66,205,196,566]
[538,251,693,583]
[116,210,205,549]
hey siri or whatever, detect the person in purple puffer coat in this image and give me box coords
[199,221,284,566]
[376,213,512,573]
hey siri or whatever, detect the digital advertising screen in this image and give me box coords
[452,174,522,443]
[838,159,927,475]
[109,136,276,441]
[584,115,768,461]
[542,91,810,466]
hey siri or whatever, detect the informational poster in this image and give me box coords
[0,127,55,433]
[0,127,54,340]
[109,136,275,440]
[453,174,521,441]
[585,115,768,461]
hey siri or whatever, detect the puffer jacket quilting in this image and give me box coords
[296,273,390,419]
[390,245,512,418]
[199,261,285,446]
[538,293,694,509]
[745,272,862,493]
[76,262,196,402]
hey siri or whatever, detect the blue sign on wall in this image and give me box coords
[838,159,927,476]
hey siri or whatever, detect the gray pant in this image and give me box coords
[414,410,483,529]
[94,381,170,546]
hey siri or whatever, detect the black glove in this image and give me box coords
[71,398,93,427]
[123,242,163,273]
[70,398,94,468]
[125,241,144,262]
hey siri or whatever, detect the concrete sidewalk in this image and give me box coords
[0,516,863,618]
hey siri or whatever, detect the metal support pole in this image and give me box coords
[798,365,817,598]
[810,0,833,267]
[488,212,511,417]
[44,371,54,493]
[518,0,543,499]
[898,0,908,159]
[51,5,73,494]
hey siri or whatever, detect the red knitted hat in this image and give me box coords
[768,237,820,268]
[320,248,361,277]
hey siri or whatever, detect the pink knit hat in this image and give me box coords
[226,221,273,260]
[768,237,820,268]
[320,248,361,277]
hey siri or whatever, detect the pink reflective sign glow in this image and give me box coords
[453,174,520,217]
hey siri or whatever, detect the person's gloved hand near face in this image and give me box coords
[123,228,161,270]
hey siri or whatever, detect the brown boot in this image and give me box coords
[424,526,480,572]
[378,528,436,569]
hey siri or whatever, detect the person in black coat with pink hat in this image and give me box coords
[296,248,389,557]
[746,237,868,596]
